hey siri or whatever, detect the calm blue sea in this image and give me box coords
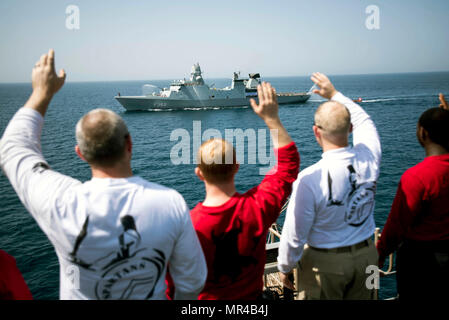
[1,72,448,300]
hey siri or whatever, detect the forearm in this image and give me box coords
[278,238,306,274]
[377,209,407,260]
[23,90,53,117]
[0,108,46,203]
[0,108,46,174]
[331,91,381,161]
[331,92,372,130]
[377,221,400,259]
[264,117,292,149]
[264,141,299,181]
[256,141,299,224]
[1,106,81,233]
[377,179,421,258]
[277,223,309,274]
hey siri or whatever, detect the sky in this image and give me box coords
[0,0,448,82]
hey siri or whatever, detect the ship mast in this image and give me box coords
[190,63,204,85]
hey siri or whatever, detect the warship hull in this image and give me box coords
[115,93,310,111]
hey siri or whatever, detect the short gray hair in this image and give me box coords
[75,109,129,166]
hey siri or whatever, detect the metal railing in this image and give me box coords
[374,227,395,276]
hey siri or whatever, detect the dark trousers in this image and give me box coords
[396,240,449,300]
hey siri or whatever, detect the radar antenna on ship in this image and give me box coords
[249,73,260,79]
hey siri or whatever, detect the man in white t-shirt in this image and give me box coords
[277,73,381,299]
[0,49,207,300]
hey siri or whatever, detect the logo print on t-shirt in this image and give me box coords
[210,218,259,283]
[32,162,50,173]
[69,215,166,299]
[327,165,376,227]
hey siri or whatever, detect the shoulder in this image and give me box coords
[190,203,202,214]
[133,178,191,226]
[286,162,323,201]
[352,143,378,161]
[402,159,431,178]
[189,203,204,223]
[81,176,188,210]
[137,177,187,204]
[125,176,177,193]
[0,250,14,265]
[0,250,17,275]
[296,161,324,186]
[277,141,299,157]
[400,161,429,186]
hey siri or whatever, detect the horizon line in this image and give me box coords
[1,70,449,85]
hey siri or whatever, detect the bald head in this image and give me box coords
[76,109,129,167]
[314,101,351,146]
[197,138,237,183]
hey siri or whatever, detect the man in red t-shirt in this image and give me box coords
[377,94,449,300]
[0,250,33,300]
[185,82,300,300]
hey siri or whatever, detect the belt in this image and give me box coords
[309,239,371,254]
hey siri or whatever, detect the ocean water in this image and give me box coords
[1,72,448,300]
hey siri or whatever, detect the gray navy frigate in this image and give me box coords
[115,63,310,111]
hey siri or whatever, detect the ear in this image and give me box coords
[349,123,353,134]
[234,163,240,175]
[126,134,132,154]
[195,167,205,181]
[421,127,428,141]
[75,145,87,162]
[313,125,319,137]
[417,125,428,142]
[313,125,321,140]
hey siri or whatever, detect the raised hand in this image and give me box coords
[250,82,279,122]
[24,49,66,116]
[250,82,292,149]
[439,93,449,110]
[311,72,338,100]
[32,49,66,98]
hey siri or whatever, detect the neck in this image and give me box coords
[90,162,133,179]
[424,142,449,157]
[202,180,236,207]
[321,140,348,153]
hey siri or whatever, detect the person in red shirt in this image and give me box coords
[0,250,33,300]
[377,94,449,300]
[175,82,299,300]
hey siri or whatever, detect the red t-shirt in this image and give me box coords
[377,154,449,259]
[0,250,33,300]
[187,142,299,300]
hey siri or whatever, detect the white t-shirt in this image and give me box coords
[0,107,207,300]
[278,92,381,273]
